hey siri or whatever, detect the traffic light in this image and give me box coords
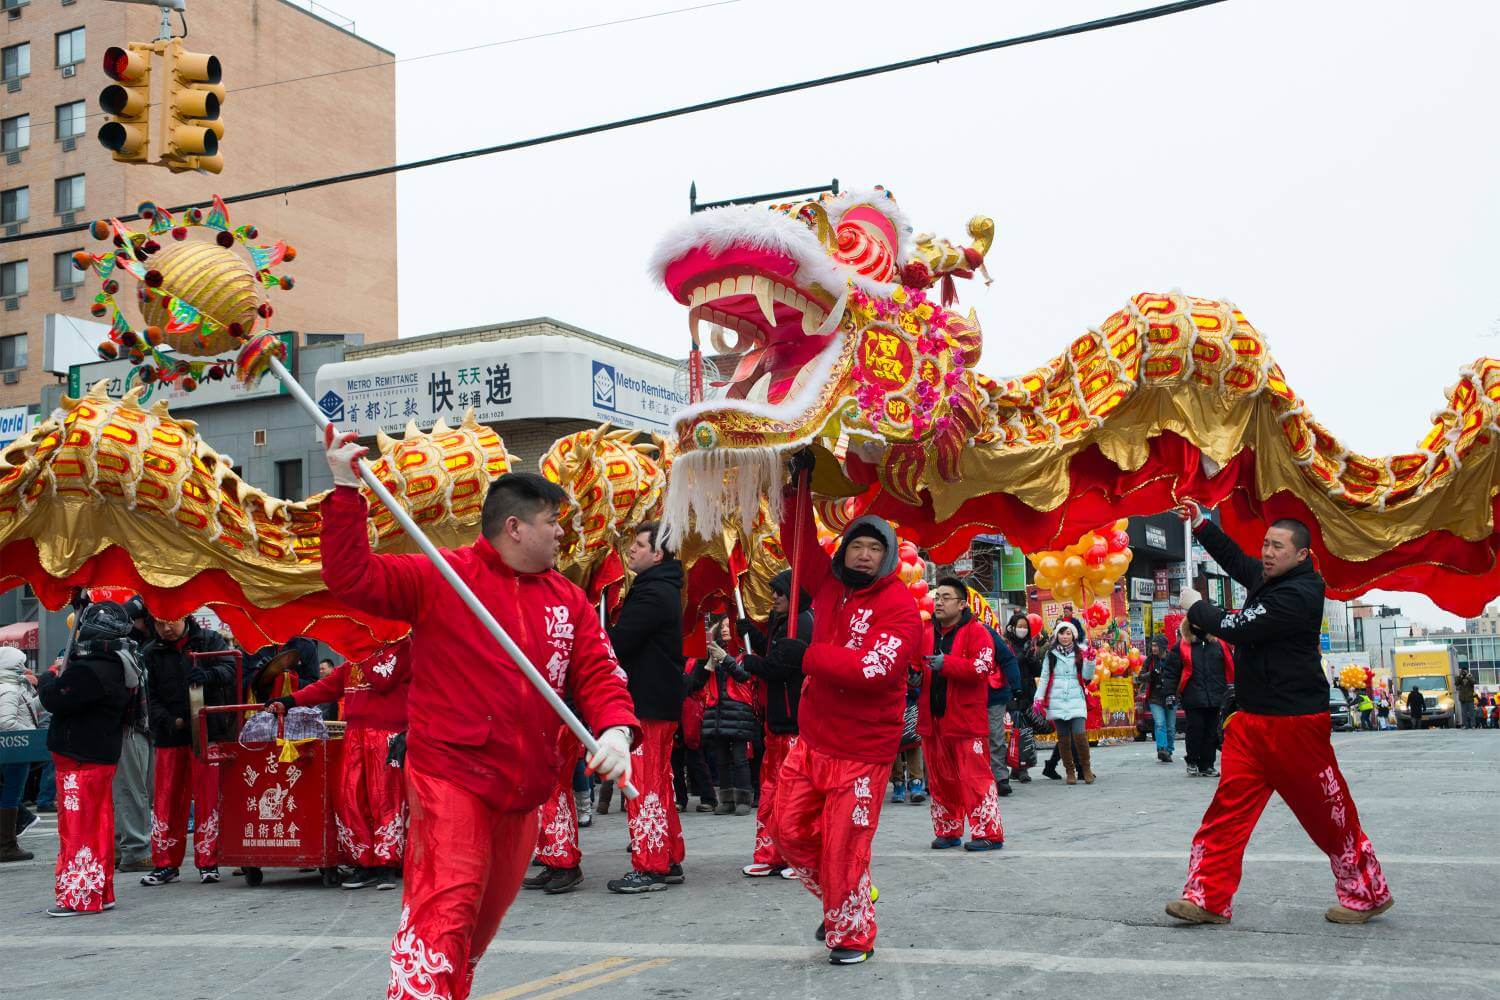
[98,44,152,163]
[160,39,225,174]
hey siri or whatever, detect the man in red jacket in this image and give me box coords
[772,466,922,966]
[919,577,1004,852]
[269,638,413,891]
[319,427,639,1000]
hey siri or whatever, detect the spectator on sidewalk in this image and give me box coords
[0,647,42,863]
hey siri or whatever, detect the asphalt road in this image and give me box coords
[5,729,1497,1000]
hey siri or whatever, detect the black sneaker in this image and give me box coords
[1157,751,1171,763]
[543,867,584,894]
[16,807,38,837]
[815,920,827,942]
[376,867,399,891]
[607,870,666,894]
[997,780,1013,797]
[47,905,101,918]
[1042,763,1062,781]
[140,867,179,886]
[1200,766,1220,778]
[963,839,1003,852]
[342,867,379,889]
[931,836,962,850]
[830,948,873,965]
[1186,765,1201,777]
[664,863,685,885]
[198,867,222,884]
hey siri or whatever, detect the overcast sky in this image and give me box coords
[314,0,1499,626]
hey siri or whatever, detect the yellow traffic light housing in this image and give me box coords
[160,40,225,174]
[98,44,153,163]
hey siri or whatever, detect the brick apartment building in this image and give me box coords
[0,0,397,411]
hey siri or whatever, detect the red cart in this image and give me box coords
[199,704,346,887]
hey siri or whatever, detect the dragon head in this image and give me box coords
[651,187,995,538]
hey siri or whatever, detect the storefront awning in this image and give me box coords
[0,620,38,650]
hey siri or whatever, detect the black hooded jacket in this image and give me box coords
[608,558,686,723]
[143,618,237,747]
[39,643,136,765]
[741,573,814,735]
[1187,521,1328,716]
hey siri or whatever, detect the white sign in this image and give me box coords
[1129,577,1155,602]
[1144,525,1168,549]
[952,556,974,577]
[314,335,686,436]
[0,406,36,447]
[67,333,293,410]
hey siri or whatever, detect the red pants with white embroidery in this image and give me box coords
[151,745,222,869]
[771,740,889,952]
[924,734,1005,842]
[533,729,582,870]
[752,732,797,866]
[337,726,406,868]
[625,719,685,875]
[53,755,116,912]
[1182,711,1391,919]
[387,765,537,1000]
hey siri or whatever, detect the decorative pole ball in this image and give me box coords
[137,202,157,219]
[246,227,258,239]
[71,251,92,271]
[181,377,198,391]
[90,220,111,240]
[280,275,295,290]
[102,279,120,295]
[138,366,156,383]
[141,239,160,254]
[189,208,203,222]
[283,246,297,262]
[209,365,224,380]
[136,240,263,355]
[216,230,236,249]
[119,330,137,347]
[89,303,108,318]
[97,341,119,359]
[257,303,273,319]
[172,226,188,240]
[143,327,162,346]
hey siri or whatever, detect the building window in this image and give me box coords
[0,332,26,371]
[1,43,29,82]
[55,28,85,68]
[1,114,28,152]
[276,459,304,503]
[54,174,84,214]
[0,261,27,299]
[54,101,84,141]
[54,249,82,288]
[0,186,27,225]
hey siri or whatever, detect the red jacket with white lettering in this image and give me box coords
[321,487,640,812]
[291,638,412,732]
[780,493,922,765]
[917,611,994,740]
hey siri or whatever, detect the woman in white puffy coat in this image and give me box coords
[1034,623,1097,785]
[1,646,42,862]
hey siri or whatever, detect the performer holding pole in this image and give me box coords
[1166,499,1392,926]
[318,426,640,1000]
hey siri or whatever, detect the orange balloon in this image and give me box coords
[1104,551,1131,577]
[1062,555,1086,580]
[1036,553,1063,579]
[1032,573,1056,591]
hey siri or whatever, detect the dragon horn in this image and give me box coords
[376,428,396,453]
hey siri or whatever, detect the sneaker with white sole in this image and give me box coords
[829,947,874,965]
[198,867,222,884]
[742,863,778,878]
[376,868,399,891]
[342,867,380,889]
[140,867,179,886]
[606,870,666,894]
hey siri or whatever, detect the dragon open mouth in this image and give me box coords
[667,246,848,407]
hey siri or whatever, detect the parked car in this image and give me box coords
[1329,688,1354,731]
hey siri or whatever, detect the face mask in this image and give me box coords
[1014,627,1029,638]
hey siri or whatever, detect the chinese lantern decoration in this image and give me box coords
[1027,519,1133,605]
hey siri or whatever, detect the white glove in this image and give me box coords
[586,726,633,784]
[706,640,728,664]
[322,423,368,488]
[1179,586,1202,612]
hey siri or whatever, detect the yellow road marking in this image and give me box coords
[478,956,635,1000]
[525,958,672,999]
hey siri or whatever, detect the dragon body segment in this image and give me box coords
[655,188,1500,615]
[0,382,512,655]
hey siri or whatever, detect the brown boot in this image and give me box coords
[1074,733,1096,784]
[596,780,614,815]
[0,808,34,863]
[1055,735,1077,785]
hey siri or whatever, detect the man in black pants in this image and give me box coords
[1164,620,1232,778]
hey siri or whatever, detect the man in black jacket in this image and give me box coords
[1163,620,1232,778]
[37,601,138,916]
[605,520,686,895]
[738,570,813,877]
[1165,502,1392,927]
[139,615,235,888]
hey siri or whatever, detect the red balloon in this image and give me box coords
[1085,541,1108,567]
[918,595,935,614]
[899,540,919,560]
[909,579,929,597]
[1108,530,1130,553]
[1026,612,1043,635]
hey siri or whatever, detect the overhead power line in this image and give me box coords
[0,0,1230,249]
